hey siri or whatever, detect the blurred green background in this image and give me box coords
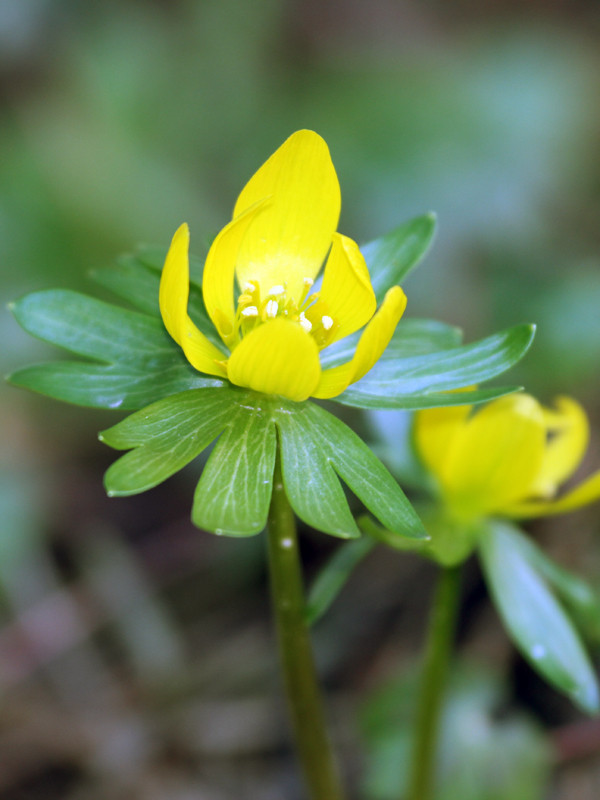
[1,1,599,798]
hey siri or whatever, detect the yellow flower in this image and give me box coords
[159,130,407,402]
[415,394,600,522]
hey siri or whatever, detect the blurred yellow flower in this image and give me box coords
[159,130,406,402]
[415,394,600,522]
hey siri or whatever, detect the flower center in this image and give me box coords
[228,278,337,350]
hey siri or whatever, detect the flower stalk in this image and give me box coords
[266,448,345,800]
[407,564,462,800]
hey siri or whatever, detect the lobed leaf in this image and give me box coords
[479,521,599,714]
[98,387,427,543]
[100,388,235,494]
[101,386,276,536]
[275,402,360,539]
[305,403,427,541]
[274,402,426,540]
[192,406,277,536]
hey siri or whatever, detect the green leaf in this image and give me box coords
[192,405,276,536]
[274,401,426,540]
[11,289,172,365]
[100,388,236,494]
[100,388,395,540]
[496,531,600,643]
[381,318,463,357]
[8,289,225,409]
[342,383,521,411]
[101,386,277,536]
[91,252,221,346]
[320,317,462,369]
[362,511,485,567]
[90,255,164,316]
[359,515,429,555]
[479,521,599,714]
[136,243,210,285]
[97,388,424,542]
[9,361,220,411]
[337,323,535,409]
[305,404,427,541]
[362,212,437,302]
[305,536,376,625]
[275,402,361,539]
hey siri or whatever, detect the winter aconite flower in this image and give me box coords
[415,393,600,522]
[159,130,407,402]
[345,394,600,716]
[8,128,536,540]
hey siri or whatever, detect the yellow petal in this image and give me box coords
[505,470,600,518]
[159,224,228,377]
[159,223,189,342]
[441,394,546,518]
[233,130,341,302]
[313,286,406,399]
[414,403,473,480]
[227,318,321,402]
[202,200,269,347]
[306,233,376,345]
[530,396,589,497]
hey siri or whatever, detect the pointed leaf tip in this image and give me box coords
[362,212,438,302]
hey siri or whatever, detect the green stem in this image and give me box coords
[266,449,346,800]
[406,564,462,800]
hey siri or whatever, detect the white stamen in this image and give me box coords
[321,315,334,330]
[268,284,285,296]
[303,277,314,288]
[242,281,256,293]
[265,299,279,318]
[299,312,312,332]
[241,305,258,317]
